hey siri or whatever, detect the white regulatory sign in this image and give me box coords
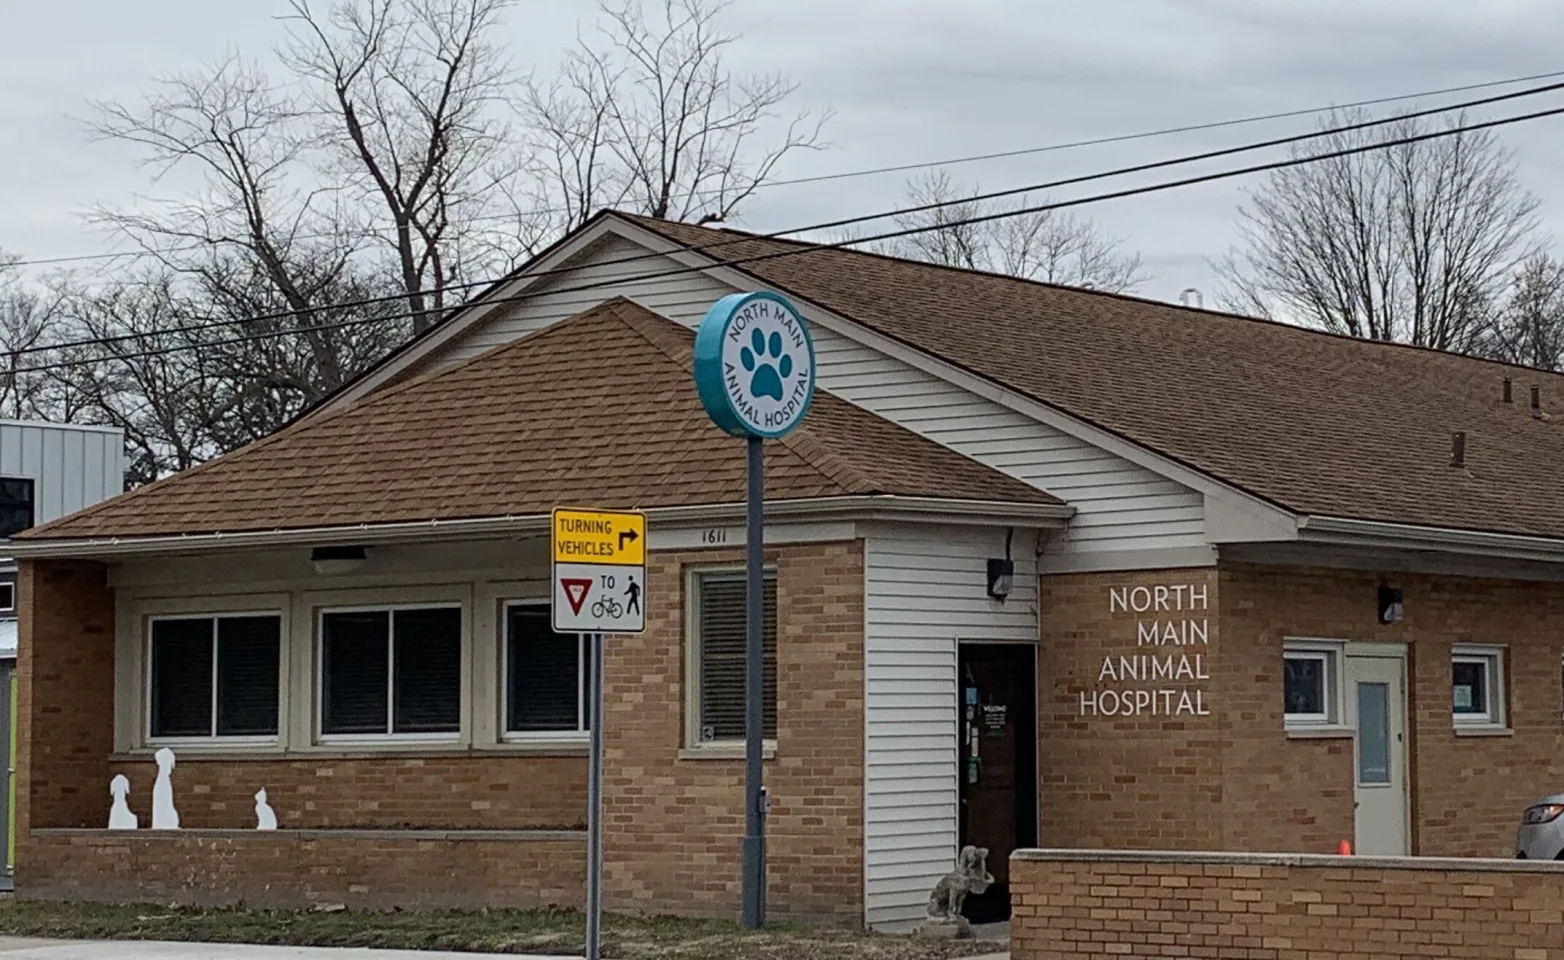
[552,561,647,634]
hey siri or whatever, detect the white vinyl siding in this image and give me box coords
[433,233,735,365]
[861,523,1039,929]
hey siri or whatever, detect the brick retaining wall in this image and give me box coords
[1011,849,1564,960]
[21,829,585,911]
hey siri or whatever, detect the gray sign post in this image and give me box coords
[692,292,816,929]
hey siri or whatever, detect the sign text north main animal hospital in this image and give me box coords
[1079,583,1211,718]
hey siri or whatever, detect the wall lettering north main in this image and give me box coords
[1082,583,1211,718]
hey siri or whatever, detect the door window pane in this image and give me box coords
[1357,681,1391,785]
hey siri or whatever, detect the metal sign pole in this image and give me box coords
[741,434,767,929]
[585,630,605,960]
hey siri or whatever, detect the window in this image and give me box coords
[504,603,591,737]
[147,614,281,740]
[319,606,461,738]
[1282,640,1342,727]
[689,571,777,745]
[0,580,14,614]
[0,478,33,538]
[1452,644,1505,728]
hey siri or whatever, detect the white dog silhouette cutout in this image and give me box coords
[151,747,179,829]
[108,774,137,830]
[254,788,277,830]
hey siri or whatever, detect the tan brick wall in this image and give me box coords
[17,560,116,833]
[1223,563,1564,857]
[1011,851,1564,960]
[1041,563,1564,858]
[102,756,586,830]
[1038,568,1223,850]
[604,540,865,927]
[22,830,584,910]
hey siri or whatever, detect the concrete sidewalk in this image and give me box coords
[0,939,580,959]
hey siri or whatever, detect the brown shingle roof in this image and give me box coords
[618,212,1564,540]
[24,298,1058,541]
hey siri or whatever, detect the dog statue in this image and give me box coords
[925,845,995,924]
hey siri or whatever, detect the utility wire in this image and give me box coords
[7,100,1564,379]
[10,66,1564,269]
[11,75,1564,361]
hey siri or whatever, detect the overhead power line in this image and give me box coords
[11,75,1564,362]
[9,66,1564,269]
[7,100,1564,379]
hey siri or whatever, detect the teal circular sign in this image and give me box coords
[693,292,816,439]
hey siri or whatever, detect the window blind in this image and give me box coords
[697,575,777,742]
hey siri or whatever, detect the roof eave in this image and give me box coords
[1296,514,1564,565]
[7,495,1075,560]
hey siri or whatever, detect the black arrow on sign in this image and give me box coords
[619,528,639,552]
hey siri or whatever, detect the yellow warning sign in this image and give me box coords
[551,507,646,566]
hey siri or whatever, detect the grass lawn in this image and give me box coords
[0,900,1007,959]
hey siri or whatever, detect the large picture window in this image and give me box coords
[148,614,281,740]
[688,571,777,745]
[504,604,591,737]
[319,606,462,738]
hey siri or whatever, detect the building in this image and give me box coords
[11,211,1564,929]
[0,419,125,879]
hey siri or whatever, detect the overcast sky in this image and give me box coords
[4,0,1563,306]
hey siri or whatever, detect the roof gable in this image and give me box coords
[24,298,1058,541]
[615,213,1564,542]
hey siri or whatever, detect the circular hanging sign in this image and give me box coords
[693,292,817,439]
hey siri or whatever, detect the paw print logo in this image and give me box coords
[739,328,793,401]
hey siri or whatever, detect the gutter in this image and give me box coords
[6,495,1075,560]
[1296,515,1564,564]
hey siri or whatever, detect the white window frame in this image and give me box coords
[1452,643,1506,729]
[144,610,284,748]
[501,600,589,743]
[316,602,465,745]
[684,565,779,751]
[1282,638,1345,730]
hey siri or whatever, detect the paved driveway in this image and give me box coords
[0,940,579,960]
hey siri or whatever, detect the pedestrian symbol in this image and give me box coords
[625,573,641,616]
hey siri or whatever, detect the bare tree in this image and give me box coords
[0,254,66,420]
[527,0,830,229]
[281,0,547,330]
[1214,108,1544,352]
[874,170,1150,292]
[1476,252,1564,371]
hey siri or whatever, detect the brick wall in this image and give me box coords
[102,756,586,830]
[604,541,865,927]
[1010,850,1564,960]
[1040,562,1564,858]
[1223,563,1564,857]
[1038,568,1223,850]
[23,830,584,911]
[17,560,116,833]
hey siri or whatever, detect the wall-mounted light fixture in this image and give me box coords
[1377,584,1404,624]
[311,545,367,576]
[986,558,1014,601]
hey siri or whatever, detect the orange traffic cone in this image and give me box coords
[1337,839,1353,856]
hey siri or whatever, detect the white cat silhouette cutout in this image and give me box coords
[254,788,277,830]
[108,774,138,830]
[151,747,180,829]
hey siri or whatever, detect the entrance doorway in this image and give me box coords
[957,642,1037,924]
[1346,653,1409,856]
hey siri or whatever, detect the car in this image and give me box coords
[1516,794,1564,860]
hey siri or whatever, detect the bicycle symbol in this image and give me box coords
[592,597,624,619]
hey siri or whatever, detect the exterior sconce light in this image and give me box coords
[1378,585,1403,624]
[311,545,367,576]
[986,558,1015,601]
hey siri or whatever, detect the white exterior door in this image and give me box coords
[1346,654,1409,855]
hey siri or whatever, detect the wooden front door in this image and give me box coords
[957,642,1038,923]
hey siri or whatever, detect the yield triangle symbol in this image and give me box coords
[561,578,593,615]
